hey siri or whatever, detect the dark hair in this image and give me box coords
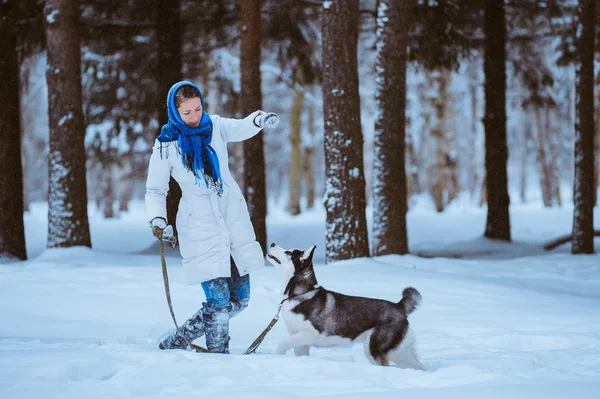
[174,85,200,108]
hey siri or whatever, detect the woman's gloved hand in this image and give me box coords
[151,217,166,239]
[254,111,279,129]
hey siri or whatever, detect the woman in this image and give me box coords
[145,80,279,354]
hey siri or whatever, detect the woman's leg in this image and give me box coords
[201,277,231,354]
[158,307,205,350]
[228,258,250,318]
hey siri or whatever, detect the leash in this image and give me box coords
[242,297,286,355]
[154,227,208,353]
[243,288,317,355]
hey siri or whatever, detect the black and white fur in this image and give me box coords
[267,243,425,369]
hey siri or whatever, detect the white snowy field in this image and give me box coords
[1,200,599,399]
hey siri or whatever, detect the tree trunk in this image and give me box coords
[44,0,91,248]
[534,106,553,207]
[405,127,420,204]
[518,111,529,203]
[118,159,132,213]
[546,107,561,206]
[0,1,27,260]
[304,85,317,210]
[156,0,183,240]
[483,0,511,241]
[572,0,596,254]
[443,70,459,205]
[468,62,480,202]
[102,165,115,219]
[288,69,304,215]
[437,69,458,208]
[595,90,600,206]
[372,0,411,255]
[240,0,267,254]
[322,0,369,262]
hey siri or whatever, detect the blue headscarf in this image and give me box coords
[157,81,223,196]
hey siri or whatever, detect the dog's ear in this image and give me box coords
[301,245,316,264]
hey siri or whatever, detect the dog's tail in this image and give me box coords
[398,287,421,315]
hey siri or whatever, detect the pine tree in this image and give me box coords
[44,0,91,248]
[322,0,369,262]
[372,0,412,256]
[572,0,595,254]
[0,0,27,260]
[240,0,267,254]
[483,0,511,241]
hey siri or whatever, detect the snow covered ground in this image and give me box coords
[1,200,599,398]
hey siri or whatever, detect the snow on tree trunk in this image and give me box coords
[483,0,511,241]
[240,0,267,254]
[288,69,304,216]
[372,0,410,256]
[572,0,596,254]
[0,1,27,260]
[156,0,183,241]
[44,0,91,249]
[322,0,369,262]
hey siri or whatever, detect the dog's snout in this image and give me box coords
[270,243,276,248]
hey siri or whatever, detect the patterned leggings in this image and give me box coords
[200,259,250,316]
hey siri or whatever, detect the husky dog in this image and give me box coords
[267,243,425,369]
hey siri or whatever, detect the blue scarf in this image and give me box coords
[157,81,223,196]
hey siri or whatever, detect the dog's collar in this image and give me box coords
[281,287,319,304]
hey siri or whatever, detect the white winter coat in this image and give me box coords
[145,111,265,284]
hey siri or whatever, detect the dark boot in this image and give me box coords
[202,303,230,354]
[158,308,205,350]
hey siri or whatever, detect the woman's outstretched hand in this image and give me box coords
[254,112,279,129]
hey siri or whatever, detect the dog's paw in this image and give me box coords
[294,345,310,356]
[275,343,289,355]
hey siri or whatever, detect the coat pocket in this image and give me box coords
[181,197,213,230]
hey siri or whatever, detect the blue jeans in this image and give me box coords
[200,259,250,316]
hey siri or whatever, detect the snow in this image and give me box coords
[1,200,600,398]
[46,10,59,24]
[58,112,73,127]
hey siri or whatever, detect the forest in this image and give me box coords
[0,0,598,262]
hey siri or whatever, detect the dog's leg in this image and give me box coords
[276,331,317,355]
[363,341,389,367]
[408,344,426,371]
[389,330,426,370]
[294,345,310,356]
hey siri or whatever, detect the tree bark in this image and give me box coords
[546,107,561,206]
[372,0,411,255]
[483,0,511,241]
[534,106,553,207]
[322,0,369,262]
[572,0,596,254]
[288,69,304,216]
[0,1,27,260]
[240,0,267,254]
[44,0,91,248]
[156,0,183,240]
[304,85,317,210]
[468,62,481,202]
[518,110,529,203]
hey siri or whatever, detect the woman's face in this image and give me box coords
[177,97,202,127]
